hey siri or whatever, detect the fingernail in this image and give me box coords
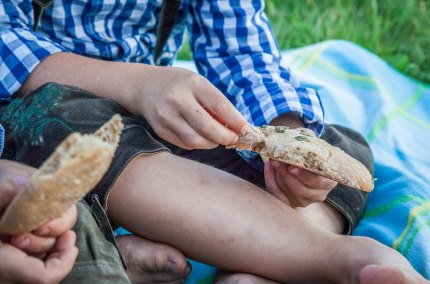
[289,167,300,175]
[270,160,280,168]
[16,237,30,249]
[36,227,50,236]
[239,124,249,135]
[185,265,192,276]
[232,135,239,144]
[167,261,179,274]
[11,175,29,187]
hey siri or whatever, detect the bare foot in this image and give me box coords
[215,271,280,284]
[359,265,428,284]
[116,234,191,284]
[342,237,429,284]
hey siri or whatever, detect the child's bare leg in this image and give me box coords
[295,202,346,234]
[106,152,427,283]
[213,204,346,283]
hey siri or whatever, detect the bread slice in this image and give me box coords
[0,115,123,235]
[231,124,374,192]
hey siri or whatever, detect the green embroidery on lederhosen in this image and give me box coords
[0,83,75,146]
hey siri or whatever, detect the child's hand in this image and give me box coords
[264,159,338,207]
[136,66,247,150]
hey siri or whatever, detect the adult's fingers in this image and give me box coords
[0,241,38,282]
[28,231,78,284]
[11,205,77,253]
[11,233,56,254]
[0,232,77,284]
[0,176,28,211]
[0,160,33,215]
[34,205,78,237]
[44,231,78,281]
[0,179,18,212]
[0,160,35,181]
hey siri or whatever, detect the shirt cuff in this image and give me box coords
[237,85,324,137]
[261,87,325,137]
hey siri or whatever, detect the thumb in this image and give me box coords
[0,175,29,211]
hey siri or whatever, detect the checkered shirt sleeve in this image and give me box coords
[188,0,324,136]
[0,1,67,102]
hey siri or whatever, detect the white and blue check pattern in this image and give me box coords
[0,0,324,135]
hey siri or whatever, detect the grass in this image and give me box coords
[178,0,430,83]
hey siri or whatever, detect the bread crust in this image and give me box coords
[231,124,374,192]
[0,115,123,235]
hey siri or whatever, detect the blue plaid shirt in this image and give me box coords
[0,0,324,167]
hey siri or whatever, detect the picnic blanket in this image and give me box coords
[281,40,430,279]
[285,41,430,278]
[118,39,430,282]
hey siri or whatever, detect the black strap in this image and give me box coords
[32,0,53,31]
[154,0,182,65]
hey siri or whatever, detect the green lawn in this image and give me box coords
[178,0,430,83]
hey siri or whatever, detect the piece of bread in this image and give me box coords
[230,124,374,192]
[0,115,123,235]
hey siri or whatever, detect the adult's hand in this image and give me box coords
[0,231,78,284]
[0,160,77,254]
[0,159,78,281]
[9,206,77,254]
